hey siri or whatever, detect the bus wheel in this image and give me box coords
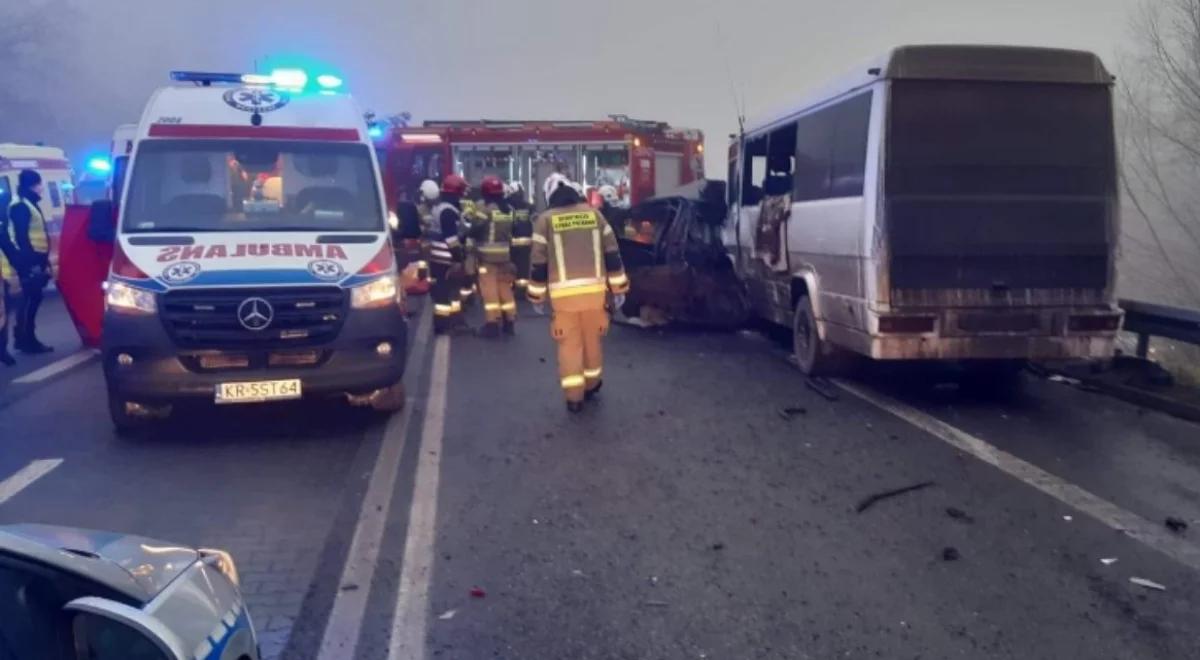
[792,294,850,376]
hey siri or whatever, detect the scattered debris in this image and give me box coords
[1129,577,1166,592]
[469,587,487,599]
[855,480,936,514]
[1048,374,1082,386]
[1063,515,1074,522]
[711,543,725,551]
[778,406,807,420]
[806,377,840,401]
[532,518,539,525]
[942,547,961,562]
[538,357,546,363]
[339,583,359,592]
[648,576,659,586]
[1100,557,1119,566]
[571,569,586,578]
[643,600,670,607]
[945,507,974,524]
[1165,517,1189,534]
[437,609,458,620]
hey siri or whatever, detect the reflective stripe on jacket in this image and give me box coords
[528,203,628,309]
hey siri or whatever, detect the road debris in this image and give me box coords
[1048,374,1082,386]
[711,542,725,551]
[806,377,840,401]
[1165,517,1189,534]
[778,406,807,420]
[1100,557,1119,566]
[1063,515,1074,522]
[1129,577,1166,592]
[945,507,974,524]
[438,609,458,620]
[643,600,670,607]
[942,547,961,562]
[649,576,659,586]
[339,583,359,592]
[469,586,487,599]
[855,480,936,514]
[571,569,586,578]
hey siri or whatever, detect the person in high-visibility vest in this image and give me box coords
[507,181,534,292]
[0,194,16,365]
[428,175,471,334]
[469,176,518,337]
[528,174,630,413]
[2,170,53,354]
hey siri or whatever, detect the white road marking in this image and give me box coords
[388,334,450,660]
[0,459,64,505]
[12,350,98,384]
[836,380,1200,572]
[316,310,433,660]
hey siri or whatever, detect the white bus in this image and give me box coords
[726,45,1122,381]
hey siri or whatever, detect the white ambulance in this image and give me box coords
[100,70,407,432]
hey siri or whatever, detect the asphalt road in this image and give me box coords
[1,295,1199,659]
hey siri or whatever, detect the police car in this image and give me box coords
[0,523,257,659]
[98,70,407,432]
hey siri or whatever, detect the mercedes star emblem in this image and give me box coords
[237,297,274,331]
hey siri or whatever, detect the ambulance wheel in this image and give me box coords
[792,294,852,376]
[371,380,407,413]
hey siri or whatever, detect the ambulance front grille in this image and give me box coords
[161,287,347,349]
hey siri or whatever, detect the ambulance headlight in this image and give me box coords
[105,281,157,315]
[351,275,399,309]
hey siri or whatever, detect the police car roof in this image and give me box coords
[137,85,369,143]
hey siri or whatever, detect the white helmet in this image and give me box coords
[502,182,514,197]
[598,185,619,205]
[543,173,570,203]
[508,181,524,197]
[419,179,439,202]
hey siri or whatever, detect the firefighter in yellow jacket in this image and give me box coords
[527,174,629,413]
[470,176,519,336]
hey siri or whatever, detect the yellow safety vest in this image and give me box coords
[2,197,50,279]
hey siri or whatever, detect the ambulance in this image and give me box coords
[99,70,407,432]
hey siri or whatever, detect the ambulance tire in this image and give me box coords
[371,380,407,413]
[792,294,853,377]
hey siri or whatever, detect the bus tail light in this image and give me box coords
[878,315,936,334]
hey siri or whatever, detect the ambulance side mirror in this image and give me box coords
[88,200,116,243]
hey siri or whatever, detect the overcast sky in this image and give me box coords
[10,0,1136,173]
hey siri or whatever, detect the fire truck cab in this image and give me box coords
[373,116,705,212]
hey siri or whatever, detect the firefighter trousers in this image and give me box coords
[429,262,463,333]
[551,306,609,403]
[477,262,516,325]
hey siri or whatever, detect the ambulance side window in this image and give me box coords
[47,182,62,208]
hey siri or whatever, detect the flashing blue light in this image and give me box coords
[367,125,384,139]
[316,74,344,90]
[271,68,308,89]
[87,157,112,174]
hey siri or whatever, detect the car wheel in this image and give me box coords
[371,380,407,413]
[792,294,851,376]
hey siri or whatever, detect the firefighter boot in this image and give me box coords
[566,401,584,414]
[502,318,515,335]
[480,322,501,338]
[584,380,603,401]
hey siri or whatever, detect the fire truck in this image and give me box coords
[372,116,705,210]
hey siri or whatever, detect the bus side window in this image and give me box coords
[765,123,797,196]
[741,135,767,207]
[795,106,835,201]
[830,91,872,198]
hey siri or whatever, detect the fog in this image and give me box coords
[5,0,1131,173]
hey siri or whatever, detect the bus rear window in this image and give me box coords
[886,81,1115,197]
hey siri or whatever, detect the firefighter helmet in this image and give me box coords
[598,185,619,205]
[542,173,569,203]
[480,175,505,197]
[441,174,468,196]
[419,179,439,202]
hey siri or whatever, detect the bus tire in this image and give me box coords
[792,294,850,376]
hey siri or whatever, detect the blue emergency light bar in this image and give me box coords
[170,69,343,91]
[87,157,112,174]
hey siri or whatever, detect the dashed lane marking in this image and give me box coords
[836,379,1200,572]
[0,459,64,505]
[316,309,433,660]
[387,334,450,660]
[12,350,98,384]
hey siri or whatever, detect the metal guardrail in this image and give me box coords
[1119,298,1200,358]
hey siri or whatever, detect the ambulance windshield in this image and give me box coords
[122,139,383,233]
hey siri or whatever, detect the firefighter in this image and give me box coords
[470,176,518,336]
[428,174,471,334]
[597,184,630,236]
[507,181,534,292]
[528,174,629,413]
[457,190,484,304]
[2,170,53,354]
[417,179,440,234]
[0,223,14,365]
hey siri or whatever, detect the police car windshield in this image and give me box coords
[122,139,383,233]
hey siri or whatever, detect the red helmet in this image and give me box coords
[441,174,468,196]
[480,175,505,197]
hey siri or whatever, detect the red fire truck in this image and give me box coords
[372,115,705,210]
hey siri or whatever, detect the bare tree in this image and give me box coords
[1122,0,1200,304]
